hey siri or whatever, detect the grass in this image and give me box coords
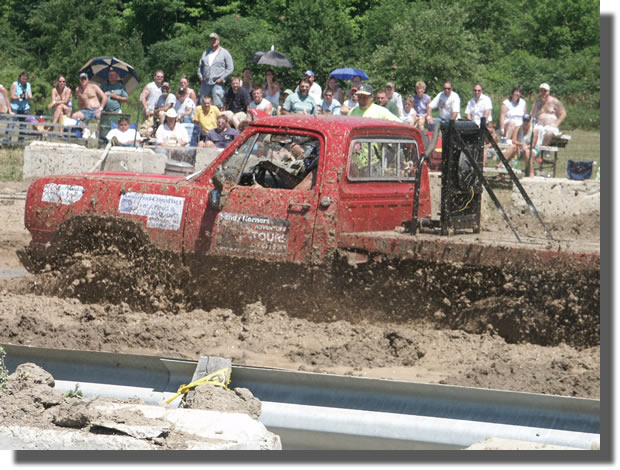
[0,147,24,181]
[508,129,600,178]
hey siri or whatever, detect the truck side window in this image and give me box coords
[348,138,419,181]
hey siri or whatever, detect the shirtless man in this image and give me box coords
[530,83,566,147]
[0,84,11,114]
[72,72,107,121]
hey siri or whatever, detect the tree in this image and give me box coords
[275,0,360,86]
[368,1,481,95]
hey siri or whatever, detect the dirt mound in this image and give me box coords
[0,362,265,449]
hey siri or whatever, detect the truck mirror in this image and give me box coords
[212,169,225,191]
[208,189,221,210]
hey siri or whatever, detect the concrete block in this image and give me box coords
[466,437,588,450]
[104,148,167,174]
[195,147,222,172]
[23,142,168,182]
[511,177,600,217]
[24,142,100,182]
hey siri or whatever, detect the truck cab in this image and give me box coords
[183,115,431,263]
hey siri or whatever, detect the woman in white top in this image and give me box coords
[179,76,198,105]
[499,85,527,143]
[401,95,417,126]
[174,87,196,123]
[263,69,280,112]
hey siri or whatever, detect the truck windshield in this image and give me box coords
[219,132,321,190]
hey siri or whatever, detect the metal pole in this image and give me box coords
[452,128,521,242]
[483,125,554,240]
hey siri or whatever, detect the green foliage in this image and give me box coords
[274,0,360,85]
[123,0,186,47]
[368,1,481,96]
[66,383,83,398]
[0,0,601,130]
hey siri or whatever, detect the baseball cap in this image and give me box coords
[539,83,550,91]
[164,108,178,118]
[209,32,220,40]
[304,70,315,77]
[523,113,531,121]
[161,82,170,89]
[350,87,359,93]
[385,82,395,88]
[79,72,88,79]
[283,88,294,95]
[356,84,373,95]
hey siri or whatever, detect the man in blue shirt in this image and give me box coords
[202,114,239,149]
[281,79,317,115]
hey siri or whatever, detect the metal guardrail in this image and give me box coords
[0,112,98,146]
[2,344,600,450]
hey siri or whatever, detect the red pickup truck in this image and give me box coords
[19,116,599,331]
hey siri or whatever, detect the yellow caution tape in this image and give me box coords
[165,366,231,404]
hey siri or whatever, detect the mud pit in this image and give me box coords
[0,181,600,403]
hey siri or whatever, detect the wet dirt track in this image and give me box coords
[0,182,600,399]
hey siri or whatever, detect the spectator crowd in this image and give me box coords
[0,31,566,170]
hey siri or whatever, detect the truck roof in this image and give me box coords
[248,115,414,135]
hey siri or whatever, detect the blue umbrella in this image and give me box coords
[329,68,369,81]
[78,57,140,94]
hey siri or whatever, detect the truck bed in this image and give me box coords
[339,230,599,272]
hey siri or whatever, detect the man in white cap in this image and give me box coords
[72,72,107,122]
[385,82,403,117]
[295,70,322,105]
[198,32,234,108]
[530,82,566,146]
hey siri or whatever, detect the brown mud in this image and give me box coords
[0,187,601,401]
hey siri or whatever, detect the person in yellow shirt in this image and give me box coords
[348,84,401,122]
[192,95,220,142]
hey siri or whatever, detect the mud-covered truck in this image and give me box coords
[19,116,599,344]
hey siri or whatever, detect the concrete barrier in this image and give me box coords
[512,176,600,217]
[0,403,282,450]
[23,142,222,182]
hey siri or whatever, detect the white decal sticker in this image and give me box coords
[118,192,185,231]
[215,212,290,258]
[42,183,85,205]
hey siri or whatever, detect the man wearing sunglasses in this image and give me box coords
[72,72,107,122]
[425,81,461,129]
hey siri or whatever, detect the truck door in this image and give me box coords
[208,130,323,263]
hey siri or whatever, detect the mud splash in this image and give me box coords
[18,216,599,349]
